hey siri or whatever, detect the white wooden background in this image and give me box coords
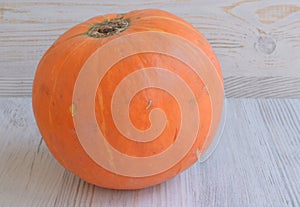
[0,0,300,206]
[1,0,300,97]
[0,98,299,207]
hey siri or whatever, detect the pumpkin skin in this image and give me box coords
[32,9,224,189]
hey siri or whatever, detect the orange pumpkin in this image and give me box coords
[32,9,224,189]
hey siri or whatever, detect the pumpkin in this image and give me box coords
[32,9,224,190]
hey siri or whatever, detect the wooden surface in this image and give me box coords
[0,0,300,97]
[0,97,299,206]
[1,1,300,206]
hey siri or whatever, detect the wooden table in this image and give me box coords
[0,1,299,206]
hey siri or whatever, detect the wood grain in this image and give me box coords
[0,0,300,97]
[0,97,299,206]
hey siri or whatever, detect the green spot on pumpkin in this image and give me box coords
[196,150,202,159]
[70,104,77,117]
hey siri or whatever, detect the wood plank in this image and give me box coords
[0,0,300,97]
[2,76,300,98]
[0,97,299,206]
[0,98,65,207]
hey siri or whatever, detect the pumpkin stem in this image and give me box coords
[87,17,130,38]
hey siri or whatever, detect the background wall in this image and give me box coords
[1,0,300,97]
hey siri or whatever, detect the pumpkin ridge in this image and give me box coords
[133,15,198,32]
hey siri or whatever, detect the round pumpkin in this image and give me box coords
[32,9,224,189]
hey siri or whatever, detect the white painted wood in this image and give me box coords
[0,0,300,97]
[0,98,65,207]
[0,97,299,206]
